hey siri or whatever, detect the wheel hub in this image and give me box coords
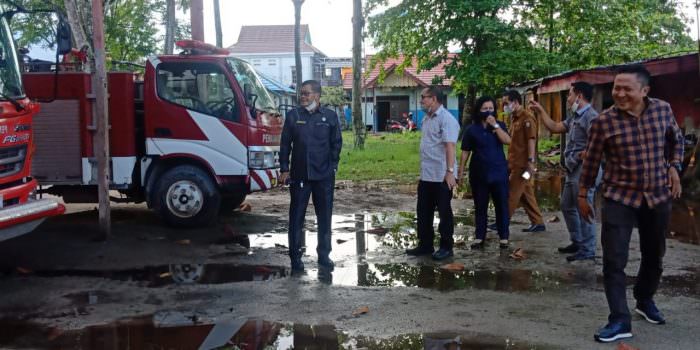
[166,180,203,218]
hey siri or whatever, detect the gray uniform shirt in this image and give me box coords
[419,105,460,182]
[562,104,598,173]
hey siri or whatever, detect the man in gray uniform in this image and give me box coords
[529,81,599,261]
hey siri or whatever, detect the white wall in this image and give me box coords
[232,53,314,87]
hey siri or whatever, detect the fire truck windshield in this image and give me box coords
[226,58,276,114]
[0,15,24,99]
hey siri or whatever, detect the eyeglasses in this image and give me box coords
[301,91,316,96]
[420,95,433,99]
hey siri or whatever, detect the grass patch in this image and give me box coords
[337,131,421,182]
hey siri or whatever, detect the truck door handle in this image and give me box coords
[154,128,171,137]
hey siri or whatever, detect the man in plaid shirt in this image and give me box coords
[578,64,684,343]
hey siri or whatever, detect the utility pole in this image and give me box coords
[214,0,222,47]
[191,0,204,41]
[293,0,304,100]
[351,0,365,149]
[91,0,111,239]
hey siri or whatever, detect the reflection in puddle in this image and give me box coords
[0,316,556,349]
[3,264,286,287]
[312,265,579,293]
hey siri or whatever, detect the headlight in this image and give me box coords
[249,150,279,169]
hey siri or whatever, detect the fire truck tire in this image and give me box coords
[219,192,247,216]
[155,165,221,227]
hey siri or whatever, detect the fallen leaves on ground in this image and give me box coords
[509,248,527,260]
[616,342,639,350]
[175,239,191,245]
[336,239,348,244]
[16,267,32,274]
[159,272,172,278]
[352,306,369,317]
[239,202,252,212]
[440,263,465,272]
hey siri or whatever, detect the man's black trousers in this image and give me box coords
[601,198,670,325]
[287,177,334,260]
[416,180,454,250]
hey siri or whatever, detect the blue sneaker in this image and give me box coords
[635,300,666,324]
[594,322,632,343]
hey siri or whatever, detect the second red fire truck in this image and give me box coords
[22,41,283,227]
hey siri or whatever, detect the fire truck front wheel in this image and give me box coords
[155,165,221,227]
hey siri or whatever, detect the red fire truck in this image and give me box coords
[0,9,65,241]
[22,41,283,227]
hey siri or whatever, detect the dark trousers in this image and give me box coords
[601,199,670,325]
[471,179,509,240]
[288,177,334,261]
[417,180,454,250]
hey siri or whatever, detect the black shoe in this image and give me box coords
[318,257,335,271]
[487,223,498,231]
[558,243,578,254]
[635,300,666,324]
[522,224,546,232]
[432,248,453,261]
[470,241,484,249]
[566,253,594,262]
[406,246,434,256]
[594,322,632,343]
[499,240,510,249]
[291,259,305,273]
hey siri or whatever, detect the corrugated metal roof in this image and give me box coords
[258,72,295,94]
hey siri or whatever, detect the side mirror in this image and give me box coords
[243,83,258,117]
[56,16,72,55]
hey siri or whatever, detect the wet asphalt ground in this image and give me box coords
[0,181,698,349]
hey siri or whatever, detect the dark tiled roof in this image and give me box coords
[228,25,324,55]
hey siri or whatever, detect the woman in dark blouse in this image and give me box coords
[458,96,511,249]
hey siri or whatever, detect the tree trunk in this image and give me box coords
[63,0,91,51]
[214,0,222,47]
[164,0,175,54]
[190,0,204,41]
[293,0,304,100]
[351,0,365,149]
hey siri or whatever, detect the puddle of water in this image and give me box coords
[0,316,556,349]
[308,264,586,293]
[3,264,286,287]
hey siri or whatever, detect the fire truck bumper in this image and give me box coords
[0,198,66,242]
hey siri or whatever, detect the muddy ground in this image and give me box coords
[0,181,698,349]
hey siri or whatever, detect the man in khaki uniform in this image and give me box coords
[502,90,545,232]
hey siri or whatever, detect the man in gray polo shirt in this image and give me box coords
[406,86,460,261]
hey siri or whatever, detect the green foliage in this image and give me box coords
[320,86,348,107]
[365,0,556,98]
[3,0,61,50]
[365,0,694,103]
[104,0,160,63]
[336,131,421,182]
[518,0,695,68]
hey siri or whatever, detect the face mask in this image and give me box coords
[570,98,580,113]
[305,100,318,113]
[503,103,513,114]
[478,111,494,120]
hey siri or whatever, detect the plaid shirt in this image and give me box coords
[580,98,683,208]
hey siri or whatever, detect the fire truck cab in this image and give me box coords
[0,7,65,242]
[23,41,283,227]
